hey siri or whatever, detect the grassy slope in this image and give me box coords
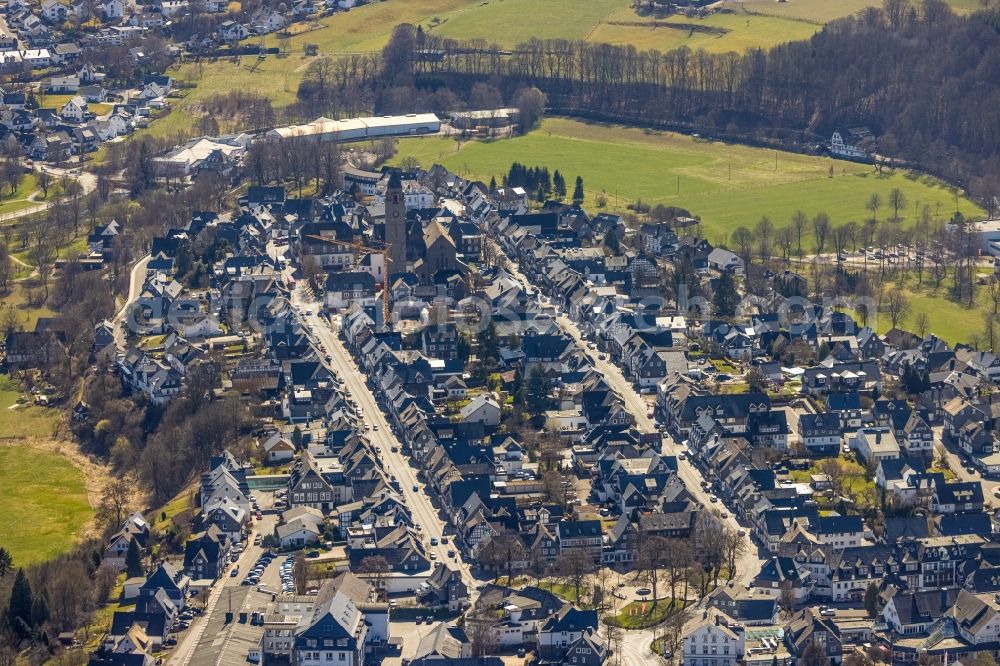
[393,118,984,240]
[833,268,1000,347]
[589,5,819,52]
[0,444,92,566]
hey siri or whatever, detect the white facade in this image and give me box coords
[682,619,745,666]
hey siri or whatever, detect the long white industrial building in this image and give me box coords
[267,113,441,142]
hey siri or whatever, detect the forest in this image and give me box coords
[297,0,1000,208]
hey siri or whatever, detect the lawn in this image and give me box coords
[606,599,688,629]
[788,457,875,507]
[828,268,1000,347]
[0,375,60,439]
[0,281,56,340]
[590,6,819,53]
[150,484,198,535]
[540,580,589,605]
[0,444,92,566]
[393,118,983,241]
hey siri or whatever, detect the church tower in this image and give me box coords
[384,171,407,276]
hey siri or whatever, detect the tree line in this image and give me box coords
[344,2,1000,206]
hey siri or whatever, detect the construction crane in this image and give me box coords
[303,235,392,325]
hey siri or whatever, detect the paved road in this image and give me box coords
[0,165,97,223]
[112,254,150,349]
[289,286,480,601]
[934,429,1000,509]
[167,510,277,666]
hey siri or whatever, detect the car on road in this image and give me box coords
[230,566,239,577]
[373,424,379,431]
[412,484,419,491]
[710,495,718,503]
[430,537,438,546]
[430,553,437,560]
[391,446,398,453]
[448,549,455,558]
[598,354,607,360]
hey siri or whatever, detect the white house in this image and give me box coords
[852,427,901,465]
[40,0,68,24]
[60,96,88,121]
[101,0,126,20]
[260,432,295,464]
[275,507,324,548]
[249,8,285,33]
[830,127,872,159]
[707,248,744,274]
[218,20,249,42]
[682,615,746,666]
[459,395,501,427]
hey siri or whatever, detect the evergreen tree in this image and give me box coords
[489,175,497,191]
[30,593,48,628]
[523,366,554,410]
[456,334,471,362]
[0,546,12,577]
[713,270,740,318]
[604,231,620,255]
[8,569,33,638]
[864,582,880,617]
[553,170,566,199]
[125,538,143,577]
[572,176,584,204]
[479,321,499,359]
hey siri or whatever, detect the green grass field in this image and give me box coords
[0,444,92,566]
[739,0,979,23]
[830,268,1000,346]
[589,5,819,52]
[393,118,983,240]
[0,375,60,438]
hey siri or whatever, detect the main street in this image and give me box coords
[288,286,481,601]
